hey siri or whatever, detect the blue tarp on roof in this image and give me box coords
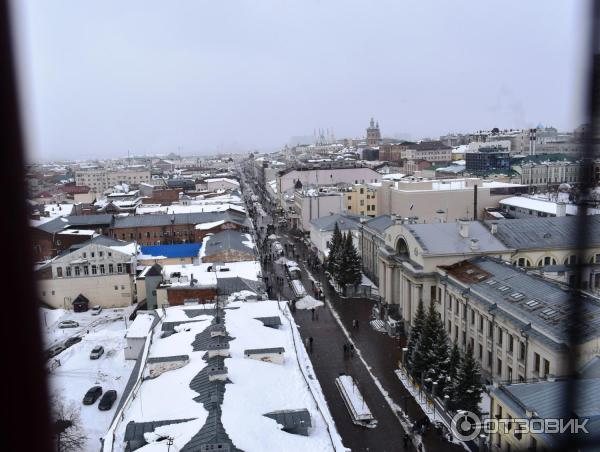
[141,243,201,258]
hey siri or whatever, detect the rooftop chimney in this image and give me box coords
[556,202,567,217]
[435,209,446,223]
[458,219,470,238]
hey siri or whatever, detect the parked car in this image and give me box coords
[90,345,104,360]
[91,305,103,316]
[98,390,117,410]
[64,336,82,347]
[58,320,79,329]
[45,344,66,360]
[82,386,103,405]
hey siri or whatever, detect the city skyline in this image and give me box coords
[13,0,589,161]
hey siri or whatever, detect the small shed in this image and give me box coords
[72,294,90,312]
[244,347,285,365]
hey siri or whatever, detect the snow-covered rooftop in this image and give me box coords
[126,313,155,339]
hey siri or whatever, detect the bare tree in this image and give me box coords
[51,396,87,452]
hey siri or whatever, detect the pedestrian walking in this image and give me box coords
[343,343,348,358]
[304,337,310,349]
[311,308,315,320]
[309,336,314,352]
[349,343,355,357]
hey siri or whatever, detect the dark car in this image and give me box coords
[64,336,82,347]
[98,390,117,411]
[45,344,66,360]
[82,386,103,405]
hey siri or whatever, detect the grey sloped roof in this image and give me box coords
[404,221,510,255]
[58,235,133,257]
[310,213,363,231]
[254,316,282,328]
[147,355,189,363]
[492,379,600,445]
[450,257,600,348]
[364,215,393,233]
[264,409,312,431]
[486,215,600,250]
[217,277,263,295]
[113,211,248,228]
[181,408,241,452]
[37,214,114,233]
[245,347,285,355]
[124,418,193,445]
[203,230,255,258]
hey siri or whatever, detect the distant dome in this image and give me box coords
[536,123,545,129]
[294,179,303,189]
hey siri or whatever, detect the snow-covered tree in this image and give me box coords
[445,342,461,398]
[449,344,483,415]
[405,299,426,372]
[327,222,344,279]
[410,301,449,388]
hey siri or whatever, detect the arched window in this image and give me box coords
[564,255,578,265]
[396,237,409,257]
[514,257,531,268]
[538,256,557,267]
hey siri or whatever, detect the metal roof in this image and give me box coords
[264,409,312,435]
[147,355,189,363]
[203,230,255,257]
[310,213,364,231]
[404,221,510,255]
[244,347,285,355]
[447,257,600,348]
[141,243,201,258]
[254,316,282,328]
[113,211,248,228]
[124,419,194,449]
[486,215,600,250]
[364,215,394,234]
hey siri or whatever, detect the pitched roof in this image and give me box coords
[113,211,248,228]
[486,216,600,249]
[364,215,394,233]
[310,213,363,231]
[145,263,163,277]
[203,231,255,258]
[404,221,510,255]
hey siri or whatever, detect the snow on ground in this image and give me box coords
[222,300,339,451]
[41,306,135,348]
[296,295,324,310]
[49,320,135,452]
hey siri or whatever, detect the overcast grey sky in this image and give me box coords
[12,0,589,161]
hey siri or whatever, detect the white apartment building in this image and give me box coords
[37,236,138,309]
[75,168,151,193]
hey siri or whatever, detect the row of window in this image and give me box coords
[41,284,126,297]
[446,294,552,380]
[56,263,127,277]
[514,253,600,268]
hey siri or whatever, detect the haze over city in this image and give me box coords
[13,0,589,161]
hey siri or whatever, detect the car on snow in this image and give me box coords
[58,320,79,329]
[82,386,103,405]
[64,336,82,347]
[45,344,66,360]
[91,305,103,315]
[90,345,104,360]
[98,390,117,410]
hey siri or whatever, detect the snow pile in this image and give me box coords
[227,290,258,302]
[140,419,205,451]
[295,295,324,310]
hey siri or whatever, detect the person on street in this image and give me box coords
[403,433,410,449]
[349,343,355,357]
[308,336,314,352]
[311,308,315,320]
[343,343,348,358]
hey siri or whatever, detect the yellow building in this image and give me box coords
[344,184,378,218]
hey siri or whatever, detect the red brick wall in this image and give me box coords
[167,287,217,306]
[193,221,242,242]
